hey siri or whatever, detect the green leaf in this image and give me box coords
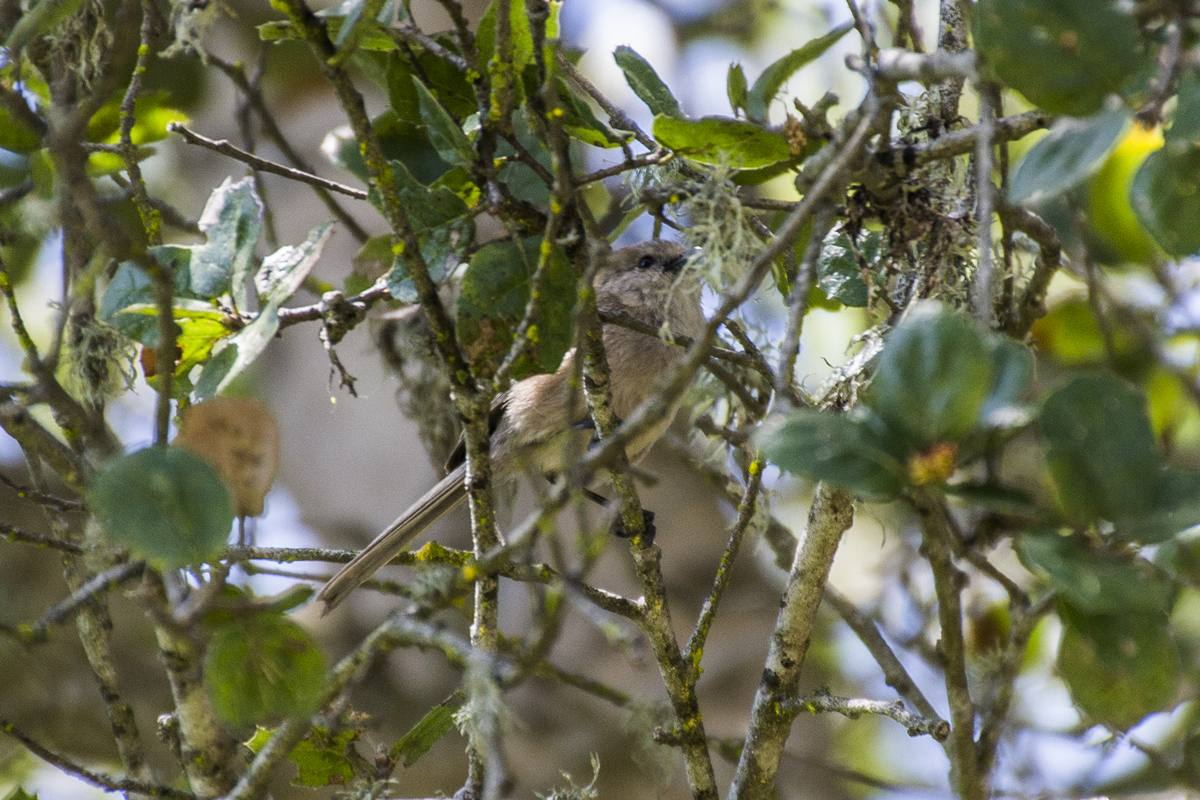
[3,788,39,800]
[99,247,200,346]
[195,307,277,399]
[411,77,474,167]
[289,728,357,787]
[726,63,748,116]
[390,693,464,767]
[195,343,238,399]
[980,336,1035,424]
[1117,468,1200,544]
[744,23,853,122]
[255,222,333,305]
[943,482,1040,516]
[90,447,234,567]
[868,303,994,449]
[1015,531,1173,616]
[1131,144,1200,258]
[1167,70,1200,146]
[456,237,577,379]
[555,77,628,148]
[205,614,325,727]
[378,160,475,302]
[0,104,42,153]
[653,115,792,169]
[4,0,85,52]
[817,231,875,307]
[973,0,1148,116]
[190,177,264,309]
[614,46,683,119]
[1057,606,1179,730]
[1008,108,1129,204]
[1040,375,1160,522]
[759,410,906,501]
[258,0,398,51]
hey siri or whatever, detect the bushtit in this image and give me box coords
[317,240,703,613]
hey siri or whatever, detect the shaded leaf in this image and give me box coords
[1131,144,1200,258]
[391,693,464,767]
[1041,375,1160,522]
[205,614,325,726]
[100,247,200,346]
[1058,606,1179,730]
[980,336,1036,425]
[1009,108,1129,204]
[456,237,576,379]
[868,303,994,449]
[1117,468,1200,544]
[0,104,42,152]
[412,77,474,167]
[817,231,875,307]
[90,447,234,567]
[973,0,1148,116]
[1015,531,1172,616]
[653,115,792,169]
[744,23,853,122]
[378,160,474,301]
[614,46,683,119]
[759,410,906,501]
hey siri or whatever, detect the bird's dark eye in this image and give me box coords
[637,255,656,269]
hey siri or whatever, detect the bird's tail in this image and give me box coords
[317,464,468,614]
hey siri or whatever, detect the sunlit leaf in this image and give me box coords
[255,222,333,305]
[289,729,357,787]
[205,614,325,726]
[190,177,264,310]
[653,115,792,169]
[727,63,747,117]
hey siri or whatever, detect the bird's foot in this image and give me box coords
[613,509,656,546]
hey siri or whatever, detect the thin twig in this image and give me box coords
[1,521,84,553]
[168,122,368,200]
[685,460,763,665]
[3,561,145,644]
[0,717,194,800]
[786,689,949,740]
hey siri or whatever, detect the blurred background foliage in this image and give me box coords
[5,0,1200,799]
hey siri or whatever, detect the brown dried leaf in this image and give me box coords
[174,397,281,517]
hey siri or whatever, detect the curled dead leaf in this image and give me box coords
[174,397,281,517]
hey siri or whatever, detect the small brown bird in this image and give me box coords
[317,240,704,613]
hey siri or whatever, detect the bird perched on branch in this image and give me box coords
[317,240,704,613]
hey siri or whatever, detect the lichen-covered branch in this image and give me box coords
[730,484,855,800]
